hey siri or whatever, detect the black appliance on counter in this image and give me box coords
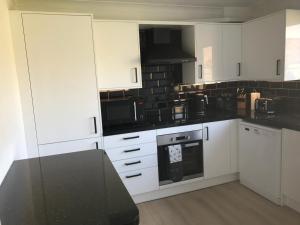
[172,99,189,121]
[255,98,275,114]
[157,130,204,186]
[188,93,208,116]
[101,96,145,127]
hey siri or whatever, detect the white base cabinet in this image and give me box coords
[282,129,300,212]
[203,119,238,179]
[104,130,159,196]
[239,122,282,204]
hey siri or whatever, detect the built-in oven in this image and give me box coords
[101,97,145,127]
[157,130,203,186]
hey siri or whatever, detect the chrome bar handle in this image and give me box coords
[198,64,203,79]
[276,59,281,76]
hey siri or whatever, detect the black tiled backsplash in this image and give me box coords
[100,64,300,114]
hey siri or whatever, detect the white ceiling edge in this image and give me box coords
[11,0,255,21]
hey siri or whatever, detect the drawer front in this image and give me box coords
[104,130,156,148]
[120,167,159,196]
[105,142,157,161]
[113,155,157,173]
[38,138,102,157]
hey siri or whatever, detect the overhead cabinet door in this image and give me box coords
[93,21,142,90]
[22,14,100,144]
[195,24,223,83]
[222,24,242,80]
[242,11,286,81]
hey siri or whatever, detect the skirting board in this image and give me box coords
[132,173,238,204]
[283,195,300,213]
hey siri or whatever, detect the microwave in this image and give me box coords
[101,97,145,127]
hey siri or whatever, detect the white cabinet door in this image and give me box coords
[38,138,102,157]
[222,24,242,80]
[22,14,100,145]
[203,120,231,179]
[282,129,300,212]
[239,123,282,204]
[242,11,286,81]
[93,21,142,90]
[195,24,222,83]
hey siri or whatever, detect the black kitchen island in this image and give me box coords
[0,150,139,225]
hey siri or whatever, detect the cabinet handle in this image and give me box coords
[123,136,139,140]
[276,59,281,76]
[95,142,99,150]
[205,127,209,141]
[93,117,97,134]
[124,148,140,153]
[132,67,138,83]
[125,160,141,166]
[237,63,241,77]
[198,64,203,79]
[125,173,142,179]
[244,128,250,131]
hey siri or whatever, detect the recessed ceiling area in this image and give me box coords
[10,0,300,21]
[57,0,262,7]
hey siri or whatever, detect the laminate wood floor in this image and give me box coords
[138,182,300,225]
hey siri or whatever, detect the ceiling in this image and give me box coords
[19,0,263,7]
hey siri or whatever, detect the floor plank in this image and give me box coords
[138,182,300,225]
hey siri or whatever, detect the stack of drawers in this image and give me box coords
[104,130,159,196]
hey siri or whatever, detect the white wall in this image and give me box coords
[0,0,27,185]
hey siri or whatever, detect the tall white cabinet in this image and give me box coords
[12,12,102,156]
[93,21,142,90]
[195,23,241,83]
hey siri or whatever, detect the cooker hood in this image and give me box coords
[141,28,196,65]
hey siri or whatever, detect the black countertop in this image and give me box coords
[0,150,139,225]
[103,109,300,136]
[103,110,240,136]
[241,111,300,131]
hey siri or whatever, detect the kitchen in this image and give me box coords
[1,0,300,225]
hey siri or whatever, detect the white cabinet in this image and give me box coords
[203,120,235,179]
[22,13,100,145]
[239,122,282,204]
[93,21,142,90]
[222,24,242,80]
[195,24,222,83]
[103,130,159,196]
[282,129,300,212]
[38,138,102,157]
[195,23,241,83]
[243,10,300,81]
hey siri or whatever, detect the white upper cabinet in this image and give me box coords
[195,23,241,83]
[222,24,242,80]
[93,21,142,90]
[243,10,300,81]
[243,11,286,81]
[195,24,222,83]
[22,13,100,145]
